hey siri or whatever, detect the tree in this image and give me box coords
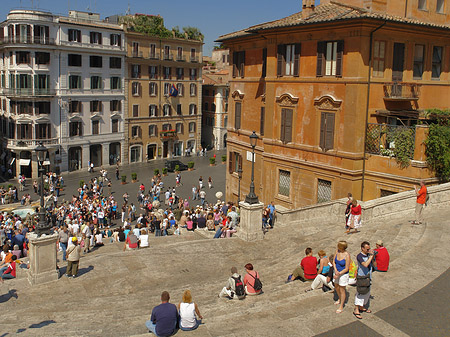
[183,26,204,42]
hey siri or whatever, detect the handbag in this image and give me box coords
[356,275,371,294]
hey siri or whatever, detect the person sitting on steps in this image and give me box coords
[286,247,318,283]
[218,267,246,300]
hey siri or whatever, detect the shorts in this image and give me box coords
[355,291,370,306]
[335,273,349,286]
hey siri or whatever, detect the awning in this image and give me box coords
[43,160,50,166]
[19,159,31,166]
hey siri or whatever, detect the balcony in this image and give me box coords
[383,82,420,101]
[163,54,174,61]
[176,55,186,62]
[60,40,125,52]
[1,88,56,98]
[159,130,177,140]
[0,36,56,46]
[149,54,159,60]
[190,56,199,63]
[7,138,59,149]
[131,51,143,58]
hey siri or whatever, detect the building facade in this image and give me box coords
[218,0,450,208]
[124,25,203,163]
[0,9,125,178]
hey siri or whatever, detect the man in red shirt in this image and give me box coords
[286,247,318,282]
[374,240,390,272]
[413,181,427,225]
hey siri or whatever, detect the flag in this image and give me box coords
[169,84,178,97]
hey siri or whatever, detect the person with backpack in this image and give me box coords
[218,267,246,300]
[243,263,262,295]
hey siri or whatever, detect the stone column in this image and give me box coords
[238,201,264,241]
[27,233,59,285]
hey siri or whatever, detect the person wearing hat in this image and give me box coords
[66,237,81,278]
[374,240,390,272]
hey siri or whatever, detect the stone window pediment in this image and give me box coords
[231,90,244,100]
[314,95,342,111]
[276,93,299,107]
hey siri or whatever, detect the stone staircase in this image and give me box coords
[1,206,450,336]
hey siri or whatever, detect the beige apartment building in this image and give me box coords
[125,28,203,163]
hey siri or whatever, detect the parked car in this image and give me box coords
[164,160,188,172]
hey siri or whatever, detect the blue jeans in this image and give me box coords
[155,229,161,237]
[145,320,177,337]
[180,319,201,331]
[213,227,223,239]
[60,242,67,261]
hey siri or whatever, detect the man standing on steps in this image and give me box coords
[413,181,427,225]
[146,291,178,336]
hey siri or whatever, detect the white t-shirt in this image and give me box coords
[179,302,196,328]
[139,234,149,247]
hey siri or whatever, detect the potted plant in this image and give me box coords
[209,157,216,166]
[174,164,180,173]
[79,180,85,188]
[221,155,227,164]
[121,175,127,184]
[131,172,138,182]
[162,168,168,176]
[154,169,159,176]
[187,161,194,171]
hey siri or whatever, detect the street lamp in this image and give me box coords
[237,167,243,203]
[245,131,259,204]
[35,142,49,236]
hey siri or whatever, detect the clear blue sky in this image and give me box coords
[0,0,320,56]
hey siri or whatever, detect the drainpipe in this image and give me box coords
[360,21,387,201]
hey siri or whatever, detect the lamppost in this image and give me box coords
[35,142,49,236]
[237,167,243,203]
[245,131,259,204]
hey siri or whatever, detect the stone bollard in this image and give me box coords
[238,201,264,241]
[27,232,59,285]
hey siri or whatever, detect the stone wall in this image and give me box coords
[277,182,450,227]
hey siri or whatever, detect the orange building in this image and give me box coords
[217,0,450,209]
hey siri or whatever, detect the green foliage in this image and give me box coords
[162,168,168,174]
[182,26,204,42]
[209,157,216,165]
[131,172,137,181]
[187,161,194,169]
[392,128,415,168]
[154,169,159,176]
[79,180,84,188]
[425,123,450,182]
[221,155,227,162]
[121,175,127,183]
[175,165,180,172]
[171,26,184,39]
[7,184,13,189]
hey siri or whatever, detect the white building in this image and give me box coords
[0,9,125,178]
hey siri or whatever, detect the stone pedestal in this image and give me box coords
[27,233,59,285]
[238,201,264,241]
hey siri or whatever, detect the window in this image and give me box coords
[90,76,102,89]
[149,124,157,136]
[92,120,99,135]
[413,44,425,79]
[149,44,156,59]
[277,44,300,76]
[177,47,183,60]
[163,66,171,79]
[70,100,82,113]
[69,121,82,136]
[232,51,245,77]
[176,122,183,133]
[204,102,209,111]
[149,82,157,96]
[90,32,102,44]
[35,101,50,114]
[149,66,158,79]
[235,102,241,130]
[68,29,81,42]
[177,104,182,115]
[278,170,290,197]
[190,68,197,80]
[131,64,141,78]
[190,83,197,96]
[17,51,30,64]
[317,179,332,203]
[373,40,385,77]
[228,151,242,173]
[418,0,427,10]
[162,123,172,131]
[110,34,121,46]
[35,74,50,90]
[177,83,184,96]
[16,74,31,89]
[260,107,265,136]
[189,122,196,133]
[189,104,197,115]
[35,52,50,65]
[112,119,119,133]
[163,104,171,116]
[190,48,196,61]
[110,57,121,69]
[130,146,141,162]
[164,45,170,60]
[110,100,121,112]
[131,125,141,138]
[68,54,82,67]
[132,42,139,57]
[90,100,102,113]
[132,105,139,117]
[90,55,102,68]
[392,42,405,81]
[280,108,293,143]
[432,46,443,79]
[69,75,82,89]
[149,104,158,117]
[110,77,121,90]
[436,0,444,13]
[316,41,344,77]
[164,83,170,96]
[132,82,141,96]
[319,112,335,151]
[176,67,184,80]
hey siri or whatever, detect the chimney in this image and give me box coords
[302,0,315,19]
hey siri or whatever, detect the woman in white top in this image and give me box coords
[139,229,149,248]
[178,289,203,331]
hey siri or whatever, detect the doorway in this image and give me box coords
[147,144,157,160]
[89,144,102,168]
[163,141,169,158]
[68,147,82,171]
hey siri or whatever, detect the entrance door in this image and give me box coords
[90,144,102,167]
[109,142,121,165]
[173,142,182,157]
[19,151,32,178]
[392,43,405,82]
[147,144,156,160]
[163,141,169,158]
[68,147,82,171]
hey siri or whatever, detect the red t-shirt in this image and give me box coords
[417,186,427,204]
[301,255,318,279]
[374,247,390,272]
[351,204,362,215]
[243,270,261,294]
[126,235,138,249]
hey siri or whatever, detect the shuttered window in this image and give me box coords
[280,108,293,143]
[234,102,241,130]
[373,41,386,78]
[316,41,343,77]
[432,46,443,79]
[319,112,335,150]
[232,51,245,78]
[277,44,300,77]
[228,152,243,174]
[262,48,267,78]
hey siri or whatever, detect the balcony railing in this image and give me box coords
[190,56,199,63]
[131,51,143,58]
[7,138,59,148]
[365,123,415,159]
[0,36,56,45]
[176,55,186,62]
[159,130,177,140]
[60,40,125,51]
[163,54,174,61]
[1,88,56,97]
[383,82,420,101]
[149,54,159,60]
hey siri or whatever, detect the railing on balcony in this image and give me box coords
[131,51,143,58]
[159,130,177,140]
[1,88,56,97]
[60,40,125,51]
[365,123,415,158]
[149,53,159,60]
[190,56,199,63]
[7,138,59,148]
[383,82,420,101]
[176,55,186,62]
[0,36,56,45]
[163,54,174,61]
